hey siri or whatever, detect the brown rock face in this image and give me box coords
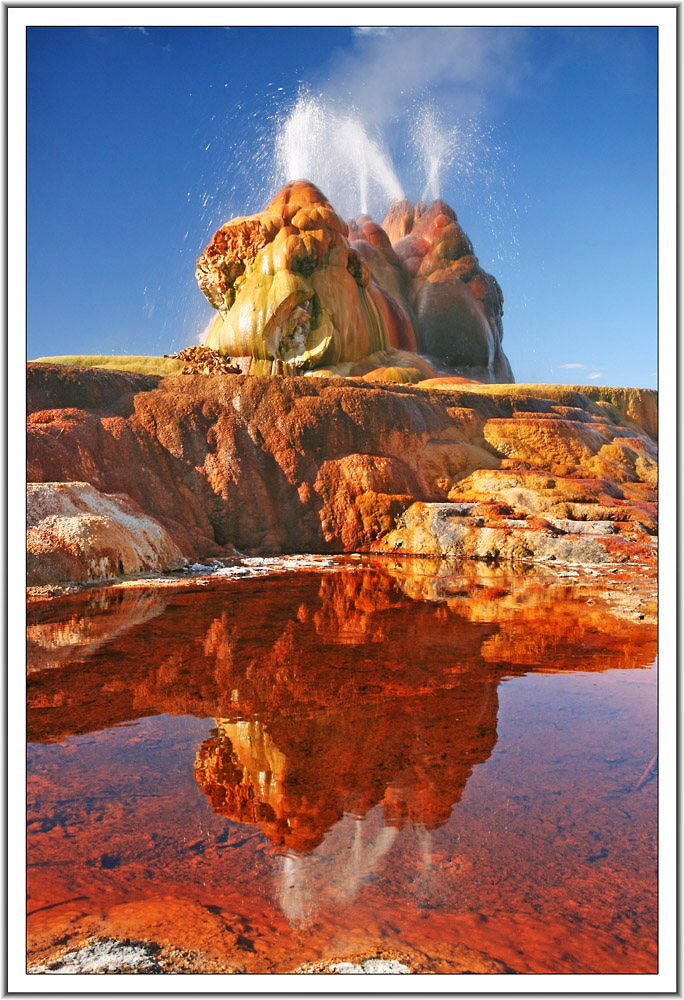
[26,364,657,585]
[196,181,511,383]
[26,364,226,564]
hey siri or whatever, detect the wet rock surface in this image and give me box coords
[382,197,512,382]
[198,181,417,374]
[197,180,510,382]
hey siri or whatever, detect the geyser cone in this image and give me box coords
[382,197,415,244]
[196,181,513,383]
[197,180,416,371]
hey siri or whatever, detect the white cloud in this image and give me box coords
[125,26,149,36]
[321,27,530,128]
[588,372,603,380]
[560,362,587,369]
[353,27,390,37]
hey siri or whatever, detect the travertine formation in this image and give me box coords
[196,180,511,383]
[197,181,416,374]
[381,197,512,381]
[27,481,185,586]
[26,363,656,588]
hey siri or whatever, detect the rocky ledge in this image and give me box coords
[26,363,657,589]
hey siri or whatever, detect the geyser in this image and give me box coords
[271,97,500,228]
[275,96,404,219]
[196,178,513,383]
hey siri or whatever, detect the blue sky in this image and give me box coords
[26,24,658,387]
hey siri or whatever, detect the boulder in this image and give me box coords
[27,481,186,587]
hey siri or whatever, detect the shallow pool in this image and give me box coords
[26,558,657,974]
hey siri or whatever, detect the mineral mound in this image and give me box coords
[196,180,512,383]
[27,363,657,588]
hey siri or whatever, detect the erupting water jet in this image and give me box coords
[275,97,404,221]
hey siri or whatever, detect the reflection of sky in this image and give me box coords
[25,24,658,387]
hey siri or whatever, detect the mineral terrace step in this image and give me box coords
[546,519,618,535]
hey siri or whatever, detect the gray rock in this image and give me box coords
[330,959,411,974]
[546,518,617,535]
[28,939,162,975]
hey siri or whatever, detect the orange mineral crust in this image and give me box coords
[27,561,656,974]
[27,364,657,589]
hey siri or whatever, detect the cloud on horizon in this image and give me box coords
[560,363,603,380]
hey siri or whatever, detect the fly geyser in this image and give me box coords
[28,172,657,589]
[196,180,512,383]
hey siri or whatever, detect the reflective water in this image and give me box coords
[26,559,657,974]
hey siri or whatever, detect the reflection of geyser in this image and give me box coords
[194,673,498,852]
[193,686,495,924]
[276,812,440,926]
[276,815,399,927]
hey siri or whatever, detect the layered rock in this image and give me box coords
[26,364,657,587]
[27,481,186,587]
[196,181,511,383]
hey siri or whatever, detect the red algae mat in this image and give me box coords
[26,559,657,975]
